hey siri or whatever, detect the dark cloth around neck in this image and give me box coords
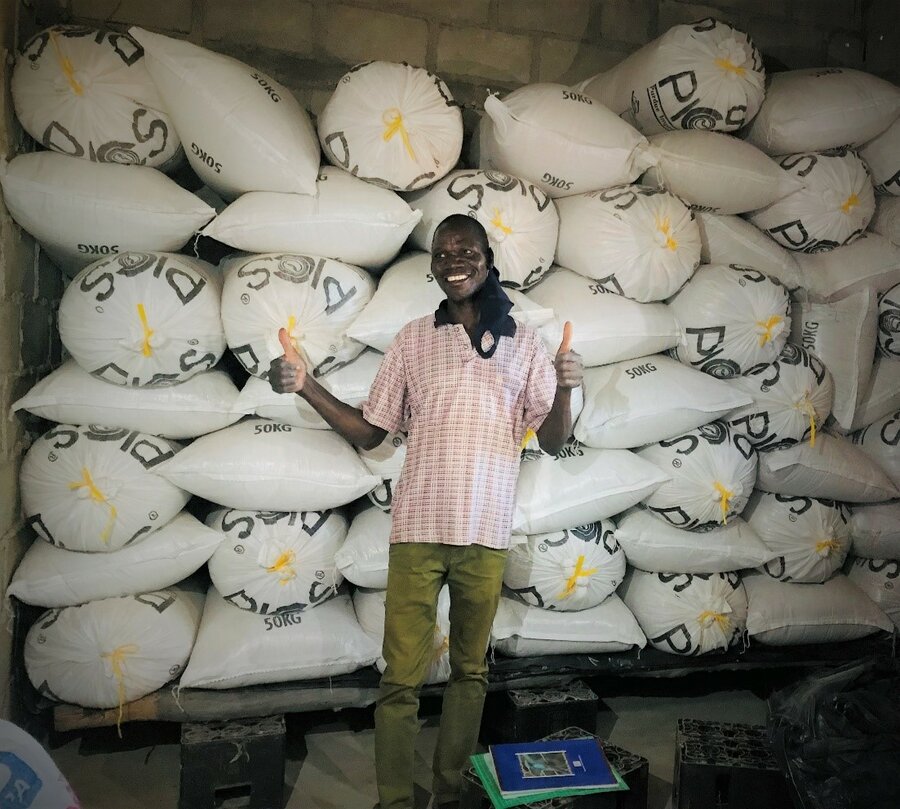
[434,267,517,358]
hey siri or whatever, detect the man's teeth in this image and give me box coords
[447,274,468,282]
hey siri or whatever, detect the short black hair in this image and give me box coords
[432,214,493,265]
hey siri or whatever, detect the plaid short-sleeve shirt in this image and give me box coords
[362,315,557,550]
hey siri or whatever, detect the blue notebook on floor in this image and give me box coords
[490,737,624,793]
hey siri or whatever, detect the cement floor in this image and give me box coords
[45,673,777,809]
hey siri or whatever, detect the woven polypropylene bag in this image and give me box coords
[555,184,701,302]
[12,25,182,170]
[503,521,625,612]
[851,409,900,489]
[576,18,764,135]
[59,252,225,387]
[318,61,462,192]
[859,116,900,195]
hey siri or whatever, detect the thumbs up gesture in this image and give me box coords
[269,328,308,394]
[555,321,583,390]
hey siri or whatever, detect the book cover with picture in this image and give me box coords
[490,737,626,794]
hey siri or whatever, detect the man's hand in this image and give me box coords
[555,321,583,390]
[269,328,307,394]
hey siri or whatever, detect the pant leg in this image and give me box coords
[432,543,508,803]
[376,543,448,809]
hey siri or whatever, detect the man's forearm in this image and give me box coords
[536,387,572,456]
[298,375,387,450]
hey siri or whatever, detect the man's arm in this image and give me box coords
[536,322,583,456]
[270,331,387,451]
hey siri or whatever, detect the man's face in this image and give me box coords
[431,224,491,304]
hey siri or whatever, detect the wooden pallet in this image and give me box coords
[50,635,893,732]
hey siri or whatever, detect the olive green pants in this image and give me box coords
[374,542,508,809]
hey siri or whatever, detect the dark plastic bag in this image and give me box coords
[767,657,900,809]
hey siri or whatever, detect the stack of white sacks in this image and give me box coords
[5,18,900,712]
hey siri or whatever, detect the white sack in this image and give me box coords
[526,268,679,367]
[744,68,900,155]
[334,506,391,589]
[318,61,462,192]
[743,491,850,583]
[358,432,407,512]
[205,508,346,615]
[727,343,834,452]
[233,349,383,430]
[0,719,81,809]
[129,27,319,198]
[859,116,900,195]
[795,233,900,303]
[668,264,790,378]
[59,252,225,387]
[25,587,203,708]
[11,361,240,439]
[644,131,802,214]
[614,508,773,574]
[744,572,893,645]
[220,253,374,380]
[847,357,900,433]
[353,586,451,684]
[476,83,656,198]
[156,419,379,511]
[555,185,700,302]
[0,152,214,275]
[846,557,900,628]
[790,290,876,432]
[20,424,187,553]
[746,149,874,253]
[406,169,559,289]
[849,503,900,559]
[577,18,764,135]
[877,283,900,359]
[8,511,221,608]
[696,212,803,290]
[575,354,751,449]
[491,594,645,656]
[870,196,900,246]
[755,432,899,503]
[513,442,669,535]
[851,410,900,488]
[503,522,625,612]
[636,422,758,531]
[201,167,422,270]
[12,25,181,170]
[619,569,748,656]
[180,589,378,689]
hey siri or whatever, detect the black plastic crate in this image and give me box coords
[179,714,285,809]
[673,718,792,809]
[460,726,648,809]
[481,680,599,745]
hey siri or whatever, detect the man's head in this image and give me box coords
[430,214,494,304]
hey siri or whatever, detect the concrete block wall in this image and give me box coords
[1,0,65,722]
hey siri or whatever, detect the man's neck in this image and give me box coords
[445,298,481,336]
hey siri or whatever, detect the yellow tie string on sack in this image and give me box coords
[434,628,449,663]
[101,643,139,737]
[50,30,83,96]
[697,610,731,631]
[815,539,842,557]
[382,108,417,162]
[841,194,860,214]
[656,216,678,251]
[713,481,734,525]
[715,57,746,77]
[266,550,297,585]
[68,467,117,543]
[558,555,598,599]
[520,428,537,450]
[795,393,818,447]
[756,315,783,348]
[490,208,513,236]
[136,304,154,358]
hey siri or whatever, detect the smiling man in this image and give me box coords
[269,214,583,809]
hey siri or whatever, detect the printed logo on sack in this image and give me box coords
[190,142,222,173]
[589,277,626,296]
[223,582,337,616]
[41,424,178,469]
[368,481,393,511]
[857,558,900,580]
[502,583,548,610]
[878,289,900,358]
[0,751,43,807]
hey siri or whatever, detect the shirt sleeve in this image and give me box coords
[522,333,558,436]
[362,335,409,435]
